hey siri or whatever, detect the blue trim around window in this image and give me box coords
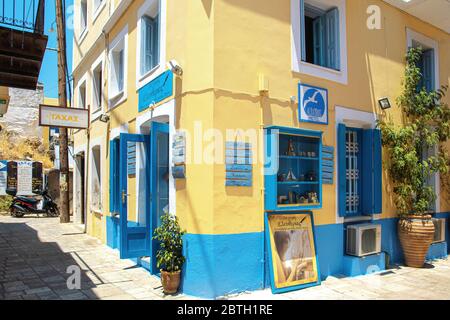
[265,126,323,212]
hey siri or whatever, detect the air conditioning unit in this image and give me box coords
[432,218,446,244]
[346,224,382,257]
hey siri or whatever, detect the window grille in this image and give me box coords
[346,130,360,215]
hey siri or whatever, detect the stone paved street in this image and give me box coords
[0,215,194,300]
[1,214,449,300]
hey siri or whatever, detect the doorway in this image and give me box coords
[75,152,86,225]
[118,121,170,274]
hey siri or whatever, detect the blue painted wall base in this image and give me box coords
[106,216,120,250]
[342,253,386,277]
[104,213,450,299]
[181,233,264,299]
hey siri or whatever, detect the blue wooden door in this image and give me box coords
[150,122,170,274]
[119,133,151,259]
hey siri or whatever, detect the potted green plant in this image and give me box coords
[153,212,186,294]
[378,47,450,268]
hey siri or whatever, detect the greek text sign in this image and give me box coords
[6,161,43,196]
[298,84,328,125]
[39,105,89,129]
[138,70,174,112]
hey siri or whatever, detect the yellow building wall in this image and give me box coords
[210,0,450,233]
[72,0,450,243]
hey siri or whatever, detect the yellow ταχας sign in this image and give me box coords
[39,104,89,129]
[267,213,319,290]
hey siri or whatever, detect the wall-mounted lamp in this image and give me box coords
[99,114,110,123]
[167,60,183,76]
[378,97,391,110]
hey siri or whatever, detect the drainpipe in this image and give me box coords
[259,92,266,288]
[84,108,91,234]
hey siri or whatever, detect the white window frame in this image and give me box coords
[91,53,105,119]
[406,28,440,213]
[136,0,167,90]
[92,0,107,24]
[108,25,128,109]
[291,0,348,85]
[90,141,103,214]
[76,73,88,110]
[406,28,440,92]
[77,0,88,43]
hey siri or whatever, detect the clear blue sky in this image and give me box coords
[39,0,74,99]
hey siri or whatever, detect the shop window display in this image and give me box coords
[265,127,322,211]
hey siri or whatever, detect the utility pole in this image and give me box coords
[56,0,70,223]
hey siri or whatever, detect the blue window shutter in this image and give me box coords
[141,15,159,74]
[140,17,147,75]
[127,142,137,176]
[422,49,435,92]
[361,129,374,215]
[109,140,116,213]
[152,16,160,69]
[110,139,120,213]
[118,50,124,92]
[325,8,340,70]
[338,123,347,217]
[373,129,382,214]
[313,16,325,66]
[300,0,306,61]
[361,129,383,215]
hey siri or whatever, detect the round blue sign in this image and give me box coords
[303,88,325,118]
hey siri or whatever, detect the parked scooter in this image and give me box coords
[9,189,59,218]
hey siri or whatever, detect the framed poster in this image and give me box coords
[265,211,321,294]
[298,83,328,125]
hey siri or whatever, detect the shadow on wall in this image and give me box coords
[0,221,100,300]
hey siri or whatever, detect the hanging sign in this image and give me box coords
[298,83,328,125]
[266,212,321,294]
[39,105,89,129]
[0,160,7,196]
[138,70,174,112]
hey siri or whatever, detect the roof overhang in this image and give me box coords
[383,0,450,34]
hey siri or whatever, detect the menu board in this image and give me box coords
[6,161,17,195]
[6,161,43,196]
[17,161,33,196]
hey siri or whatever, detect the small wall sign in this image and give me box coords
[172,131,186,179]
[322,146,334,185]
[298,83,328,125]
[225,142,252,187]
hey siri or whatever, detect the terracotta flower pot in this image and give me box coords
[160,270,181,294]
[398,215,435,268]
